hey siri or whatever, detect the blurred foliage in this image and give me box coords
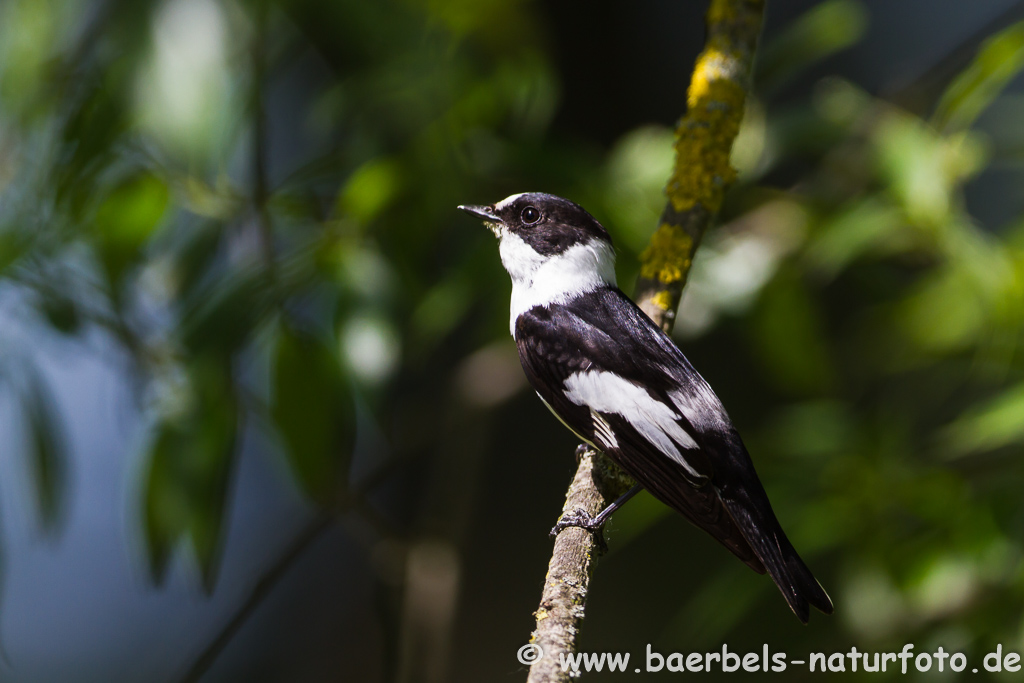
[19,362,67,530]
[271,323,355,503]
[144,355,237,587]
[3,0,1024,679]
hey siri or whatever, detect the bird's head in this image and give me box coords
[458,192,616,289]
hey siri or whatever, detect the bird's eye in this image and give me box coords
[521,206,541,224]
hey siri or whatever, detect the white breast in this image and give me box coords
[500,233,617,337]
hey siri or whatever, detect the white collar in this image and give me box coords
[499,233,617,337]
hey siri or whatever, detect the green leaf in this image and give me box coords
[95,172,170,246]
[178,266,272,356]
[21,367,66,530]
[604,125,676,253]
[940,382,1024,458]
[271,324,355,504]
[896,267,985,354]
[93,172,170,284]
[933,21,1024,133]
[0,231,29,277]
[756,0,868,93]
[750,267,835,396]
[804,198,902,279]
[142,358,237,588]
[173,221,226,299]
[336,158,402,225]
[53,65,131,217]
[874,114,950,226]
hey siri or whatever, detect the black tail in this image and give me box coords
[721,496,833,623]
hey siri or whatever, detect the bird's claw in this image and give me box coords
[574,443,593,463]
[550,508,608,552]
[552,507,602,531]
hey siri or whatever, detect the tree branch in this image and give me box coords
[634,0,766,332]
[526,2,764,680]
[177,515,333,683]
[251,0,274,268]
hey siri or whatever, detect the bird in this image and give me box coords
[458,192,833,623]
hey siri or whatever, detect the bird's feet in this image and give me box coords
[575,443,594,463]
[551,507,604,532]
[550,508,608,553]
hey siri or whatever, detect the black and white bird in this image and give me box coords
[459,192,832,623]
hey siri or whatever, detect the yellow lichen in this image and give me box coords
[666,36,746,215]
[706,0,736,24]
[639,223,693,284]
[650,289,675,312]
[687,48,739,107]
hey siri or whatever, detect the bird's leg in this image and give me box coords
[549,484,644,550]
[574,443,593,463]
[590,484,643,526]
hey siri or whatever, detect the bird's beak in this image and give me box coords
[458,203,504,238]
[458,204,500,223]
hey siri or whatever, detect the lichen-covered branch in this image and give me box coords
[526,2,764,681]
[636,0,765,331]
[525,450,633,683]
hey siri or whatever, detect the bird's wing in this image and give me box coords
[514,288,763,571]
[516,286,835,621]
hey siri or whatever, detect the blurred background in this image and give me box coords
[2,0,1024,680]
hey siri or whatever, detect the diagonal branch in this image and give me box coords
[525,2,764,681]
[634,0,765,332]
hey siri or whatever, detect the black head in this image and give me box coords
[458,192,612,256]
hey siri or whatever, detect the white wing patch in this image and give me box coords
[563,370,700,477]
